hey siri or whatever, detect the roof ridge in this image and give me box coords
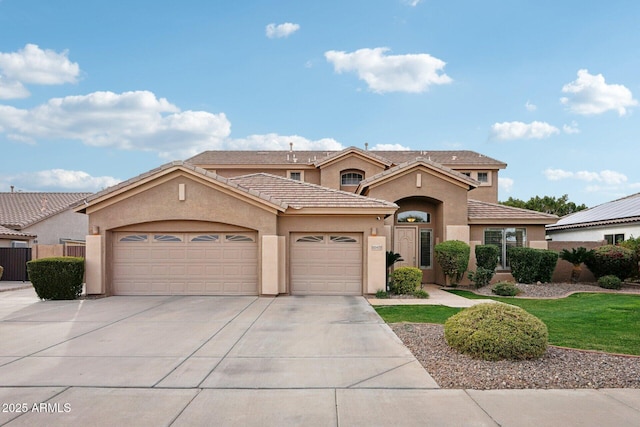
[470,199,558,218]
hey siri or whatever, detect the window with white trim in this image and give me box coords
[605,234,624,245]
[484,228,526,270]
[288,171,302,181]
[341,171,363,186]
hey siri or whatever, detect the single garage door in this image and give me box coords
[290,233,362,295]
[113,232,258,295]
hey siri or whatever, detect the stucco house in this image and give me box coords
[546,192,640,244]
[77,147,557,296]
[0,191,92,248]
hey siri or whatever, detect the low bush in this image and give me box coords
[413,289,429,299]
[468,267,494,289]
[375,289,389,299]
[508,247,558,284]
[444,303,548,361]
[434,240,470,286]
[598,275,622,290]
[390,267,422,295]
[492,281,520,296]
[27,257,84,300]
[584,245,636,280]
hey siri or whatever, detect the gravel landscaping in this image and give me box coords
[390,282,640,390]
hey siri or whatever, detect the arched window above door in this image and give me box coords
[397,210,430,223]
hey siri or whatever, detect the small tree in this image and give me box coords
[434,240,470,286]
[468,244,499,288]
[559,247,594,283]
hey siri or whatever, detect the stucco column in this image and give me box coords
[85,235,103,295]
[529,241,549,250]
[445,225,470,243]
[261,235,279,296]
[367,236,386,294]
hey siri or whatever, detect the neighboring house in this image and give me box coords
[77,147,557,296]
[0,191,92,247]
[546,192,640,244]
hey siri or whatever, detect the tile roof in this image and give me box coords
[468,199,559,223]
[0,224,35,238]
[186,148,506,168]
[0,192,92,229]
[546,192,640,231]
[80,161,289,211]
[229,173,398,210]
[358,157,479,190]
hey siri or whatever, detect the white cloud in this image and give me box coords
[324,47,452,93]
[562,121,580,134]
[1,169,121,192]
[489,121,559,141]
[499,177,514,193]
[544,168,628,186]
[525,100,537,111]
[560,69,637,116]
[265,22,300,39]
[0,44,80,99]
[543,168,574,181]
[0,90,232,158]
[403,0,423,6]
[369,143,410,150]
[228,133,343,151]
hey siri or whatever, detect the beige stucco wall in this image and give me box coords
[319,156,386,190]
[466,170,499,203]
[278,214,383,294]
[86,172,279,295]
[25,210,88,245]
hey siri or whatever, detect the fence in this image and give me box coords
[0,247,32,281]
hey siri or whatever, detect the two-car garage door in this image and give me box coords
[112,232,258,295]
[290,233,362,295]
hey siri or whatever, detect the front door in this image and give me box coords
[394,227,416,268]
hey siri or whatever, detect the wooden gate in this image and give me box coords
[0,248,32,281]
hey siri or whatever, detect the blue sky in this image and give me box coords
[1,0,638,208]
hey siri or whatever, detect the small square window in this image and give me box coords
[477,172,489,183]
[289,172,302,181]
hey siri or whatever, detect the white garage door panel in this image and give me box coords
[290,233,362,295]
[113,232,258,295]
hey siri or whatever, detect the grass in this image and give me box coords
[375,291,640,355]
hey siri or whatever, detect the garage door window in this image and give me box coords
[225,234,255,242]
[190,234,220,242]
[330,235,358,243]
[154,234,182,242]
[119,234,148,242]
[296,235,324,243]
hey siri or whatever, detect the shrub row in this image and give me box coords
[27,257,84,300]
[584,245,637,281]
[508,247,558,284]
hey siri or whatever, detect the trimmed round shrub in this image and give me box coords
[390,267,422,295]
[468,267,494,289]
[584,245,636,280]
[598,275,622,290]
[434,240,470,285]
[475,244,500,271]
[492,281,520,296]
[27,257,84,300]
[444,303,548,361]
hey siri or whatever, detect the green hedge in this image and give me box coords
[508,247,558,284]
[390,267,423,295]
[434,240,470,285]
[27,257,84,300]
[468,244,500,288]
[584,245,637,280]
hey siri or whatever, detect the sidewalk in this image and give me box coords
[368,284,499,307]
[0,281,32,292]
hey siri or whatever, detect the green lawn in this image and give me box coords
[374,292,640,355]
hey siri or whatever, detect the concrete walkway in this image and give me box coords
[369,284,499,307]
[1,287,639,426]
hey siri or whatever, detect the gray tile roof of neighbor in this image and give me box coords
[0,224,35,238]
[0,192,92,229]
[547,192,640,230]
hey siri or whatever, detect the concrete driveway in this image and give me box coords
[2,287,640,426]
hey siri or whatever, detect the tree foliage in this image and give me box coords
[500,194,587,216]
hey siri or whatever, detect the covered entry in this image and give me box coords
[112,231,258,295]
[290,233,362,295]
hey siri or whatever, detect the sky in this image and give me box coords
[1,0,638,208]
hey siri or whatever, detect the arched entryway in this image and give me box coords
[392,196,442,283]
